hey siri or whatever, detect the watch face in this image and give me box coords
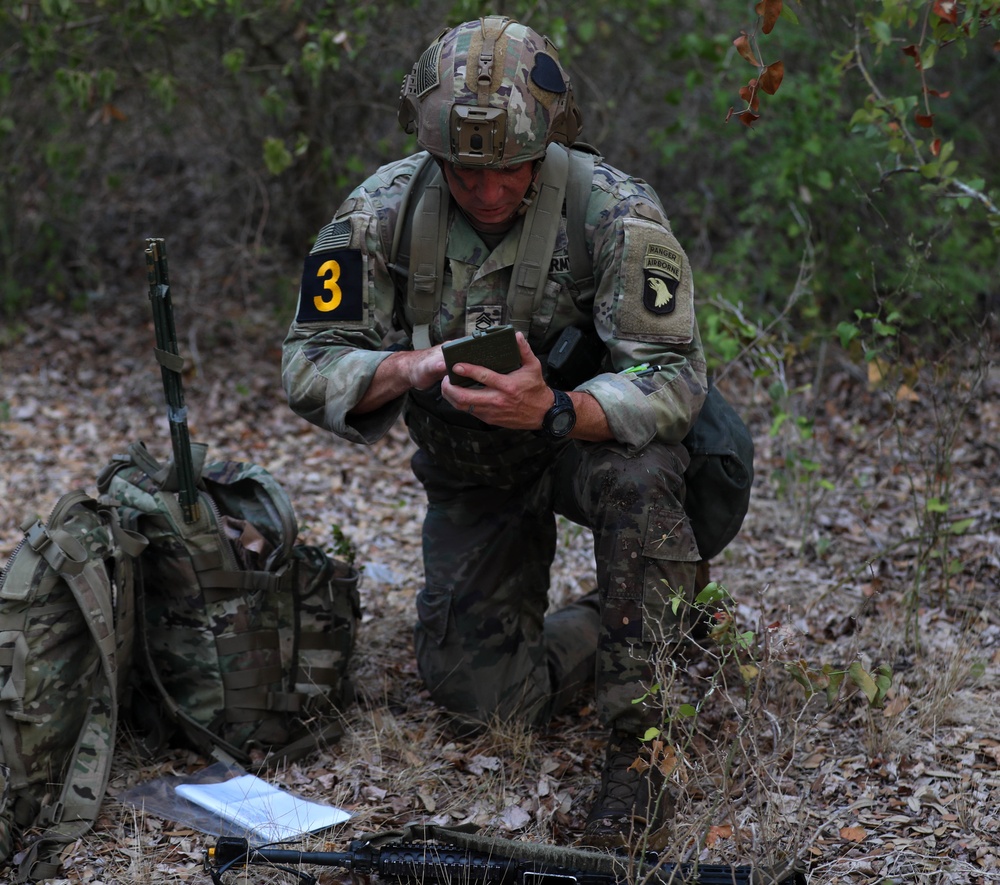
[551,410,575,435]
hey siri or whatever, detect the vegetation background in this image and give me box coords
[0,1,998,883]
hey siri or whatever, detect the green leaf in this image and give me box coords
[263,137,293,175]
[695,581,730,606]
[825,669,845,705]
[875,665,893,705]
[947,518,975,535]
[837,321,860,348]
[223,48,245,75]
[871,19,893,46]
[848,661,879,704]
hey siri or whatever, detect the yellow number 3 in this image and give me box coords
[314,259,342,312]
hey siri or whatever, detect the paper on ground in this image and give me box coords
[175,774,350,844]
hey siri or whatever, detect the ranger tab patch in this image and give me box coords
[615,217,694,345]
[296,248,364,323]
[642,243,681,315]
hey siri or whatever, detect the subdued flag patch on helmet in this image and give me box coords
[413,41,443,98]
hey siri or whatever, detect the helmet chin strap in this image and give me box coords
[513,158,545,218]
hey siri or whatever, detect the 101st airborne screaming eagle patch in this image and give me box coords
[615,217,695,344]
[296,220,365,324]
[643,243,681,315]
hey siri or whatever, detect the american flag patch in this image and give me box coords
[311,220,352,254]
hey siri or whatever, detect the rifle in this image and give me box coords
[208,835,807,885]
[145,237,200,524]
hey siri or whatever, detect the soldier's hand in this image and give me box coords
[405,344,449,391]
[442,332,552,430]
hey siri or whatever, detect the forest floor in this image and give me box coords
[1,296,998,885]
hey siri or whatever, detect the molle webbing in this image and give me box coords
[404,398,561,487]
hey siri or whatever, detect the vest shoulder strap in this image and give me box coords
[565,146,597,298]
[507,142,570,336]
[389,152,442,349]
[393,144,599,349]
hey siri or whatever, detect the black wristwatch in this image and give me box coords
[541,388,576,439]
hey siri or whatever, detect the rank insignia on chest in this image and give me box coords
[296,248,364,323]
[642,242,682,315]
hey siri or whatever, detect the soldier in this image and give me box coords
[282,16,708,847]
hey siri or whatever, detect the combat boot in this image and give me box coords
[582,731,674,849]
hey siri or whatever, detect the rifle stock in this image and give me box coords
[145,237,200,524]
[208,836,806,885]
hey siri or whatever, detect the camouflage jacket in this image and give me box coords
[281,147,708,453]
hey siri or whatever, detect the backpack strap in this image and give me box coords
[389,153,445,350]
[507,142,569,340]
[565,146,597,299]
[12,496,135,883]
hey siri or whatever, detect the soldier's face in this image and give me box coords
[443,162,535,233]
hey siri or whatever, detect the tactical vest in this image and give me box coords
[389,143,600,485]
[390,142,598,349]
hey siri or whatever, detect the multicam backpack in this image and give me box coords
[0,490,145,883]
[98,441,361,766]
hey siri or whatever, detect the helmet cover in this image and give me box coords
[398,16,582,167]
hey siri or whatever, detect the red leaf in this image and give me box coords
[932,0,959,24]
[902,44,922,69]
[737,109,760,128]
[931,138,942,156]
[734,34,761,66]
[102,103,127,123]
[755,0,783,35]
[740,79,760,111]
[759,60,784,95]
[915,112,935,128]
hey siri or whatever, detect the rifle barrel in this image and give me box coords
[145,237,200,524]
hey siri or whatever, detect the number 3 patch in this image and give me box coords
[296,248,364,323]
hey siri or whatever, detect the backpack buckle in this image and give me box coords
[22,521,51,555]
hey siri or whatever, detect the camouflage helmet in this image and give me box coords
[398,16,582,167]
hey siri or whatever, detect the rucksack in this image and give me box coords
[97,441,361,767]
[389,143,754,560]
[0,490,146,883]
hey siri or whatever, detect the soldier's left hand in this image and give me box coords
[442,332,553,430]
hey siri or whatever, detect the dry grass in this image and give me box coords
[1,302,998,884]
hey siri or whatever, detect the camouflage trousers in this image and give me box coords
[410,439,701,735]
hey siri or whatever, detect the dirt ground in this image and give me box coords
[1,296,998,884]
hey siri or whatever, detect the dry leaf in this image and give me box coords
[840,825,868,843]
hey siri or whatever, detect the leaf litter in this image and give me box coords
[1,299,998,884]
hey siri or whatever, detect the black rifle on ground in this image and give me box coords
[208,835,806,885]
[145,236,200,524]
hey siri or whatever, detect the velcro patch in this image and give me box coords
[642,243,682,315]
[296,249,364,324]
[615,219,694,344]
[312,220,352,253]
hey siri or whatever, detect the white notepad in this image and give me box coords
[175,774,350,844]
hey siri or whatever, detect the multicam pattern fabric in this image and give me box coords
[0,492,141,882]
[282,145,708,735]
[399,16,580,166]
[98,443,360,762]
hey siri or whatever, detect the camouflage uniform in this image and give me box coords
[282,147,708,735]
